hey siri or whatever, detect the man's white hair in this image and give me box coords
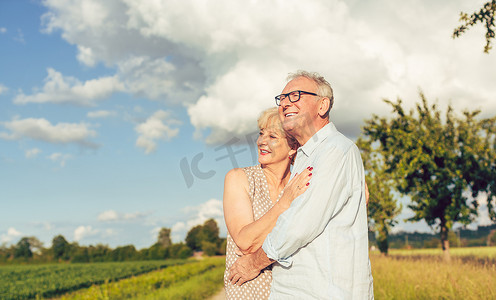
[287,70,334,117]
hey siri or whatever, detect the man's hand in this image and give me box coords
[228,253,262,286]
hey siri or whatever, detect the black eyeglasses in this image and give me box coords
[275,90,319,106]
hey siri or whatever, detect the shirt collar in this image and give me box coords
[297,122,336,157]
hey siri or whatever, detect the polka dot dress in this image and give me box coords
[224,165,275,299]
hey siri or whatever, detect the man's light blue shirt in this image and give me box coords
[262,123,374,299]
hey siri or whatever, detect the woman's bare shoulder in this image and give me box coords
[225,168,248,184]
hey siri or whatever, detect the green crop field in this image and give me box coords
[56,256,225,299]
[0,259,187,299]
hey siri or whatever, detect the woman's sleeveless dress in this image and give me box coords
[224,165,275,299]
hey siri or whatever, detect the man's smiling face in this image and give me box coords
[278,76,321,142]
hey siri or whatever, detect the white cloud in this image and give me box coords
[187,62,286,143]
[0,27,7,34]
[149,226,162,242]
[103,228,116,237]
[77,45,97,67]
[473,192,492,226]
[43,222,54,231]
[14,68,125,106]
[98,210,119,221]
[170,198,225,243]
[0,117,98,148]
[41,0,206,104]
[0,83,7,95]
[14,28,25,44]
[171,222,186,232]
[135,110,180,154]
[87,110,117,118]
[116,56,204,103]
[74,225,99,241]
[1,227,22,243]
[150,226,161,235]
[170,222,186,243]
[39,0,496,143]
[123,212,147,220]
[15,63,197,107]
[182,198,224,219]
[48,152,72,167]
[8,228,21,236]
[98,209,148,222]
[28,221,55,236]
[25,148,41,158]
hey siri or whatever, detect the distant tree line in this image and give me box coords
[0,219,226,264]
[369,224,496,250]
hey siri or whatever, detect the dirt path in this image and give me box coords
[209,288,225,300]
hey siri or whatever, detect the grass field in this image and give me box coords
[372,247,496,299]
[3,248,496,299]
[388,246,496,259]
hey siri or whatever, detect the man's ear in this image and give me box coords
[318,97,330,117]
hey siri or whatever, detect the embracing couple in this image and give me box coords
[223,71,374,299]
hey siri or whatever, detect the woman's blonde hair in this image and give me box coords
[257,107,299,150]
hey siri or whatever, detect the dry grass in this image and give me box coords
[371,252,496,300]
[388,246,496,259]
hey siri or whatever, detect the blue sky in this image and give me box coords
[1,0,495,249]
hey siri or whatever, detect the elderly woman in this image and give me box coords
[223,107,312,299]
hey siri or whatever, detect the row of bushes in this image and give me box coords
[1,219,226,264]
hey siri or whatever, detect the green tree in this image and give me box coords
[362,93,496,260]
[218,238,227,256]
[201,241,218,256]
[185,225,203,251]
[148,243,167,260]
[157,227,172,248]
[357,137,402,255]
[26,237,44,256]
[488,229,496,246]
[52,235,70,260]
[166,243,193,259]
[14,237,33,259]
[72,247,90,263]
[202,219,220,244]
[87,244,111,262]
[465,117,496,223]
[0,243,13,262]
[185,219,222,253]
[110,245,137,261]
[453,0,496,53]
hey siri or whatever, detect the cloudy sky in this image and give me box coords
[1,0,495,249]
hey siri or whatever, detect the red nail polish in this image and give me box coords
[308,173,312,176]
[306,182,310,186]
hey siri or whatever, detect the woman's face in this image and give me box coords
[257,126,295,166]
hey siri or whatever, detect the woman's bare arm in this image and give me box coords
[223,168,312,254]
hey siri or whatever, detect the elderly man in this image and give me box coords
[229,71,374,299]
